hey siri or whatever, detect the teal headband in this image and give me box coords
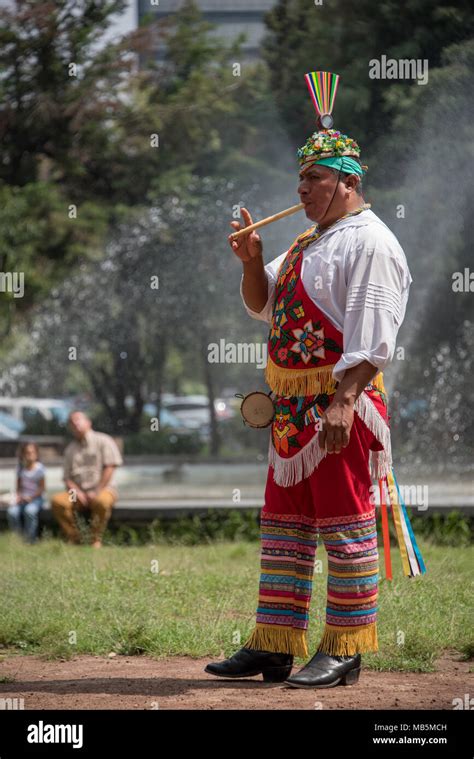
[309,155,366,177]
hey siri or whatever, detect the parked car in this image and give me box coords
[0,397,72,427]
[161,394,234,431]
[0,410,25,441]
[142,404,194,436]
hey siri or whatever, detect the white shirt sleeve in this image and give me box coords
[239,250,288,324]
[332,223,413,382]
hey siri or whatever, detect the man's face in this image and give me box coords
[68,412,92,440]
[297,164,344,223]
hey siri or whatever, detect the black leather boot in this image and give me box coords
[205,647,294,682]
[284,651,361,689]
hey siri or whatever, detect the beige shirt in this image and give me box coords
[63,429,123,491]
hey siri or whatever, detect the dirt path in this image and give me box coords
[0,650,471,710]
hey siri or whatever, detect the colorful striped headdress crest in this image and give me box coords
[298,71,367,173]
[304,70,340,130]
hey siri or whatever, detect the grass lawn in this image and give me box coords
[0,533,472,672]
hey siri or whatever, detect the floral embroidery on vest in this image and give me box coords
[272,392,332,456]
[266,227,343,397]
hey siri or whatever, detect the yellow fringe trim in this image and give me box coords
[317,622,378,656]
[265,356,338,397]
[265,358,386,398]
[243,623,309,659]
[371,371,386,395]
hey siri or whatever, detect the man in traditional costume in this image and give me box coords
[205,73,425,688]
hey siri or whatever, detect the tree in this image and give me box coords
[0,0,138,189]
[0,181,108,341]
[0,0,284,331]
[262,0,474,170]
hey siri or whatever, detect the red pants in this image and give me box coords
[243,413,380,659]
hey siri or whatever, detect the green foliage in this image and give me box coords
[123,430,204,455]
[101,510,262,546]
[0,0,131,190]
[0,181,108,337]
[410,511,473,548]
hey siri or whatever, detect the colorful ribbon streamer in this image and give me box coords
[378,468,427,580]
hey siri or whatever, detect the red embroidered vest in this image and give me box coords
[265,226,389,470]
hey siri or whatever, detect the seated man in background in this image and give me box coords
[51,411,123,547]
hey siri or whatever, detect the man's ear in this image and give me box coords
[344,173,359,191]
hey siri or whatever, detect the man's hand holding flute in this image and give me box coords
[229,207,269,315]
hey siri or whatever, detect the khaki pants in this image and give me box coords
[51,489,116,544]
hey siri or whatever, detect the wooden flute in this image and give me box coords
[229,202,305,240]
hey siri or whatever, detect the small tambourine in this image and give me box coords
[235,391,275,429]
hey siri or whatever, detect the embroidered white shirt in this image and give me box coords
[240,209,412,382]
